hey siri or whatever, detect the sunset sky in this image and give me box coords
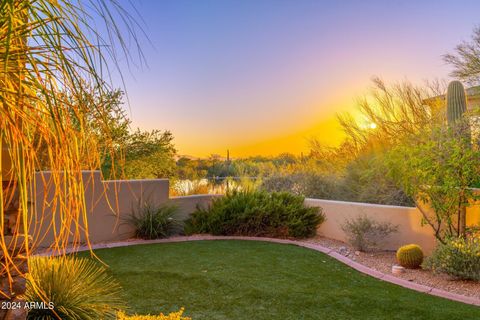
[113,0,480,157]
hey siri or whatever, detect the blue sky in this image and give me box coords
[109,0,480,156]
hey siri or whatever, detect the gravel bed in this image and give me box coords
[307,236,480,299]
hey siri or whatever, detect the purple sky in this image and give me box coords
[110,0,480,156]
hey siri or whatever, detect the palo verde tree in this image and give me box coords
[0,0,143,314]
[386,115,480,243]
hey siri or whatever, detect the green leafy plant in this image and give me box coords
[341,215,398,252]
[396,244,424,269]
[185,190,324,239]
[424,237,480,281]
[129,203,183,239]
[25,256,124,320]
[387,119,480,243]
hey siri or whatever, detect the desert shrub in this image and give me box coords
[341,215,398,252]
[260,170,413,207]
[261,173,340,199]
[185,190,324,238]
[170,179,209,196]
[128,203,183,239]
[342,154,414,207]
[396,244,424,269]
[25,256,124,320]
[260,175,298,194]
[117,308,191,320]
[424,237,480,281]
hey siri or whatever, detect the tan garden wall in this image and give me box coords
[31,171,480,254]
[305,198,480,254]
[305,199,437,253]
[169,194,223,221]
[31,171,219,249]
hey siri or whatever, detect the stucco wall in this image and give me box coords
[31,171,480,254]
[169,194,223,221]
[305,199,437,253]
[31,171,218,249]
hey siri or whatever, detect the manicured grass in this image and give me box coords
[80,240,480,319]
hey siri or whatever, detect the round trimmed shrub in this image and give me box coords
[396,244,423,269]
[185,190,325,239]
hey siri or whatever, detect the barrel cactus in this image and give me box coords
[396,244,423,269]
[446,80,467,125]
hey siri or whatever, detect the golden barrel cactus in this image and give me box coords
[396,244,424,269]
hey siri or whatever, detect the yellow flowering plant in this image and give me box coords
[424,236,480,281]
[117,308,192,320]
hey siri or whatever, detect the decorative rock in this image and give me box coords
[11,277,26,295]
[355,251,360,256]
[338,246,349,256]
[4,211,18,231]
[392,265,405,275]
[8,256,28,277]
[0,275,27,297]
[5,300,27,320]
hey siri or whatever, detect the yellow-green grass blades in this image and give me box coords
[25,256,125,320]
[0,0,142,298]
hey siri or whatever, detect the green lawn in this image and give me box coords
[81,240,480,320]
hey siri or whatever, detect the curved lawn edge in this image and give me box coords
[56,235,480,307]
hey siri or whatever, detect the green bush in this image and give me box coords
[260,169,413,207]
[260,173,339,200]
[185,190,324,238]
[25,256,124,320]
[424,237,480,281]
[128,203,183,239]
[341,215,398,252]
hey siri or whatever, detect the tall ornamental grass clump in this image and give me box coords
[128,204,183,240]
[25,256,125,320]
[185,190,324,238]
[0,0,143,300]
[424,237,480,281]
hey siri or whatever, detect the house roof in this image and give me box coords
[424,85,480,110]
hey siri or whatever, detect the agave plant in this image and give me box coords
[0,0,142,298]
[25,256,125,320]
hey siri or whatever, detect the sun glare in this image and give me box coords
[369,123,377,129]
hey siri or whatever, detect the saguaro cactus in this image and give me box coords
[447,80,468,124]
[446,80,470,238]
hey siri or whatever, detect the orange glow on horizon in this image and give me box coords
[175,115,346,158]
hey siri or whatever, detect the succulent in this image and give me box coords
[446,80,467,125]
[396,244,424,269]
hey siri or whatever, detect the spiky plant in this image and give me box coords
[128,203,182,240]
[396,244,423,269]
[446,80,468,124]
[446,80,471,237]
[25,256,125,320]
[0,0,142,298]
